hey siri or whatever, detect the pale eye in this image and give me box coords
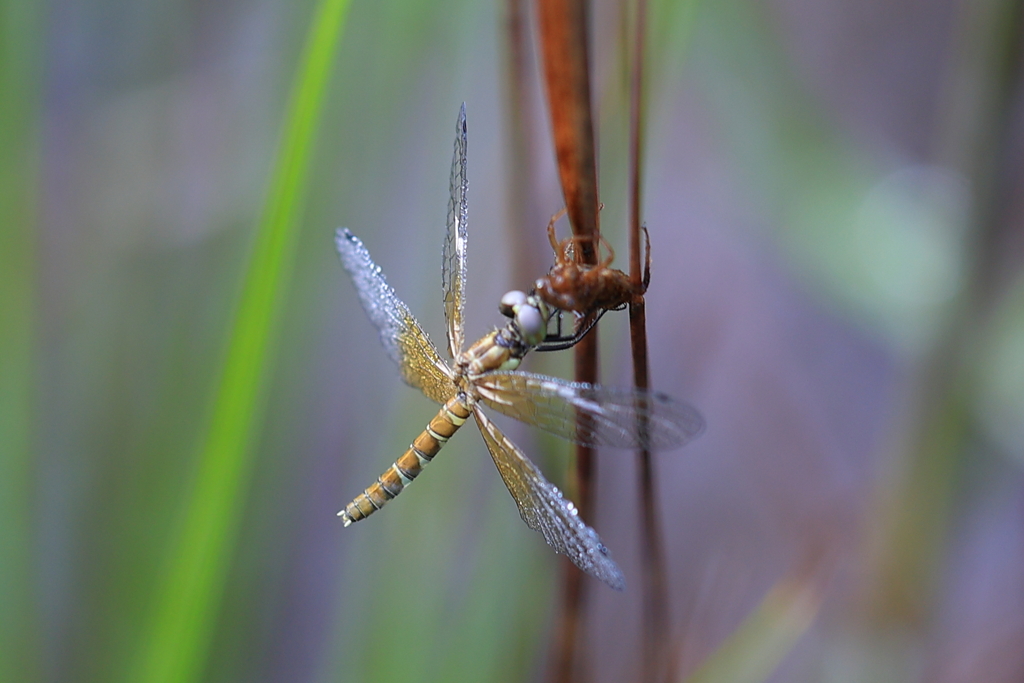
[516,305,546,345]
[499,290,528,318]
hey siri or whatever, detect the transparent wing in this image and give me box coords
[442,103,469,358]
[473,408,624,590]
[335,229,456,405]
[475,371,704,450]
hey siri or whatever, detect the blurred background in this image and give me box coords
[2,0,1023,681]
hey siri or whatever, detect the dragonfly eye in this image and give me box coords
[515,303,546,345]
[499,290,528,318]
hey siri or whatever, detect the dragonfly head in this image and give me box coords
[499,290,550,348]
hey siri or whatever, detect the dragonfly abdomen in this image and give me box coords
[339,396,471,526]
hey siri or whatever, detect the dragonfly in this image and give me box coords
[334,104,704,590]
[534,207,651,317]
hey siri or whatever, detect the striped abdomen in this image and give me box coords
[339,395,471,526]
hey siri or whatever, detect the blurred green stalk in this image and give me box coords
[0,1,41,681]
[131,1,351,681]
[685,573,822,683]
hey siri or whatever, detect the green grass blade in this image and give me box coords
[684,573,822,683]
[0,2,42,681]
[131,1,351,682]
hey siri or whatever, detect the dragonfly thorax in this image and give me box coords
[460,330,522,376]
[458,290,551,378]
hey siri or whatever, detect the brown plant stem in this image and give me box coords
[536,0,601,681]
[503,0,546,282]
[624,0,671,681]
[535,0,600,250]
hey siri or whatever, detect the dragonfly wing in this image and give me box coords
[335,229,456,405]
[473,408,625,590]
[476,371,705,450]
[442,104,469,358]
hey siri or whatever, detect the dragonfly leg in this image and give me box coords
[535,307,608,352]
[595,231,616,269]
[547,207,569,257]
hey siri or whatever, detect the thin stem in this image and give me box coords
[503,0,546,283]
[535,0,601,680]
[626,0,672,680]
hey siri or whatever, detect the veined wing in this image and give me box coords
[336,229,456,405]
[442,104,469,358]
[473,407,624,590]
[475,371,704,450]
